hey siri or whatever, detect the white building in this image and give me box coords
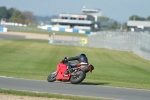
[51,6,102,31]
[127,21,150,32]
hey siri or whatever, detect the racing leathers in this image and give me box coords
[62,54,88,74]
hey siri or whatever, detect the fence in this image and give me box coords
[87,32,141,51]
[49,31,150,61]
[49,35,88,46]
[133,32,150,60]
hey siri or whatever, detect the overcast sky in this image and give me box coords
[0,0,150,23]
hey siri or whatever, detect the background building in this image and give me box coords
[51,6,102,32]
[127,21,150,32]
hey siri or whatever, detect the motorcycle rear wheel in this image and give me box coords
[47,72,57,82]
[70,71,86,84]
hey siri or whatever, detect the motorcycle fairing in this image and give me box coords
[56,62,70,81]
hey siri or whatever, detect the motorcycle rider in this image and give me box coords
[62,53,88,75]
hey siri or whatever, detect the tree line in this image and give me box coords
[0,6,150,29]
[0,6,35,25]
[98,15,150,30]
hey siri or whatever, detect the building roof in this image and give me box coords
[59,13,88,18]
[82,8,99,12]
[127,21,150,27]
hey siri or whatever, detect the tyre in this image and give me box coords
[70,71,86,84]
[47,72,57,82]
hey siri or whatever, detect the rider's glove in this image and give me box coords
[62,59,67,63]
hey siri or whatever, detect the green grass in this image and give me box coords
[0,39,150,90]
[0,88,106,100]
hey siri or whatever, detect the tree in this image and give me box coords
[97,16,121,30]
[146,16,150,21]
[0,6,8,20]
[0,6,37,25]
[98,16,109,22]
[122,22,127,29]
[97,16,109,29]
[22,11,36,25]
[129,15,145,21]
[108,20,120,29]
[7,7,16,19]
[9,9,25,23]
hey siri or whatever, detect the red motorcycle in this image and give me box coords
[47,57,94,84]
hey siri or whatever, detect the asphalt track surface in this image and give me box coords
[0,77,150,100]
[0,32,150,100]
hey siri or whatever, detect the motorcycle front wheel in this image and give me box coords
[70,71,86,84]
[47,72,57,82]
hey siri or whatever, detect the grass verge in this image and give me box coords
[0,39,150,90]
[0,88,107,100]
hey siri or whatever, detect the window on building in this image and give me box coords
[70,17,76,20]
[79,18,85,20]
[62,17,68,19]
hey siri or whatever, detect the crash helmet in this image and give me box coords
[80,53,86,57]
[79,53,88,62]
